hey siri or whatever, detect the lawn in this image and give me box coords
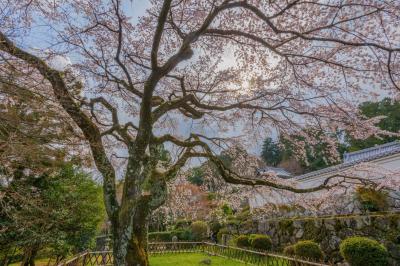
[149,253,246,266]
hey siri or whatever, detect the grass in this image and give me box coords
[9,258,51,266]
[149,253,247,266]
[10,253,288,266]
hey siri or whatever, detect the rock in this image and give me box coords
[386,242,400,260]
[199,258,212,265]
[324,219,336,231]
[295,228,304,239]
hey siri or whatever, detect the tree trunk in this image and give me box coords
[125,233,148,266]
[113,229,149,266]
[21,247,38,266]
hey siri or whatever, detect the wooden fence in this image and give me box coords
[58,242,330,266]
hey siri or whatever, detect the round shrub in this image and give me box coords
[283,245,295,256]
[249,234,272,251]
[175,219,191,229]
[191,221,208,240]
[236,235,250,248]
[293,240,323,261]
[340,236,389,266]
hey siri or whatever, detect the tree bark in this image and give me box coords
[21,247,38,266]
[113,220,149,266]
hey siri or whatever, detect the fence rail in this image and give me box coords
[58,242,330,266]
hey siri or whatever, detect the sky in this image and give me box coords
[18,0,393,173]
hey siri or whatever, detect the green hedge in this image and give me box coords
[148,231,172,242]
[174,219,192,229]
[293,240,323,261]
[340,236,389,266]
[191,221,208,241]
[249,234,272,251]
[148,229,193,242]
[236,235,250,248]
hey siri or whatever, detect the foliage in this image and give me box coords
[208,220,222,233]
[248,234,272,251]
[0,164,105,259]
[187,167,205,186]
[206,192,217,201]
[0,77,77,177]
[148,232,173,242]
[175,219,192,230]
[340,237,389,266]
[283,245,295,256]
[356,187,389,212]
[292,240,323,261]
[346,98,400,151]
[217,228,231,243]
[148,229,193,242]
[221,203,234,216]
[261,138,283,166]
[3,1,400,264]
[191,221,208,241]
[235,235,251,248]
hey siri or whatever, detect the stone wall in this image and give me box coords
[240,213,400,265]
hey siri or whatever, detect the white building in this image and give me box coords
[249,141,400,211]
[296,141,400,189]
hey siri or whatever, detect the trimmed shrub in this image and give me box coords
[148,229,193,242]
[191,221,208,240]
[175,219,191,229]
[340,236,389,266]
[283,245,295,256]
[173,229,193,241]
[236,235,250,248]
[148,231,172,242]
[293,240,323,261]
[249,234,272,251]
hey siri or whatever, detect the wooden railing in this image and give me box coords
[58,242,330,266]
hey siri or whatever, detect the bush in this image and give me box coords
[148,231,172,242]
[356,187,389,212]
[293,240,323,261]
[172,229,193,241]
[175,219,191,229]
[209,220,222,233]
[340,236,389,266]
[191,221,208,240]
[236,235,250,248]
[249,234,272,251]
[148,229,193,242]
[221,203,233,215]
[283,245,295,256]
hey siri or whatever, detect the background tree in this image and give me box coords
[261,138,282,166]
[346,98,400,151]
[0,165,105,266]
[1,1,400,265]
[187,167,205,186]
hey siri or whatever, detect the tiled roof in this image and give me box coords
[256,167,292,178]
[343,141,400,163]
[296,141,400,181]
